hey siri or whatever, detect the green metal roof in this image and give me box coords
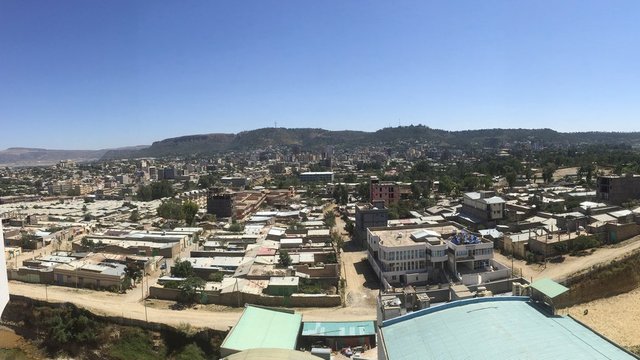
[380,297,635,360]
[301,321,376,337]
[221,306,302,353]
[530,278,569,298]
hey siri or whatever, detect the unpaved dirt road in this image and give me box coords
[494,235,640,282]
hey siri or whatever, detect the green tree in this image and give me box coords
[332,184,348,205]
[172,259,195,278]
[228,221,244,232]
[174,343,206,360]
[157,200,185,220]
[331,231,344,251]
[356,182,370,201]
[323,211,336,228]
[124,263,143,283]
[505,171,517,188]
[542,163,556,183]
[178,276,206,304]
[278,250,292,267]
[129,209,140,222]
[182,201,199,226]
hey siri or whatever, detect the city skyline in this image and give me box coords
[2,1,640,149]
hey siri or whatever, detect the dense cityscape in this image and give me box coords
[3,127,640,358]
[3,1,640,359]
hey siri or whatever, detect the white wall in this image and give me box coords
[0,222,9,315]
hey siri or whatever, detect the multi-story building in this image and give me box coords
[366,225,449,285]
[596,175,640,205]
[207,192,235,218]
[355,201,389,242]
[221,176,250,189]
[369,176,399,205]
[299,171,334,183]
[461,191,505,223]
[367,223,501,287]
[446,231,494,275]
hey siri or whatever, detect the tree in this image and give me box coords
[124,263,143,284]
[332,184,348,205]
[157,200,185,220]
[208,272,224,282]
[178,276,206,304]
[542,163,556,184]
[356,182,370,201]
[323,211,336,228]
[228,221,244,232]
[172,259,195,278]
[129,209,140,222]
[505,171,517,188]
[137,180,175,201]
[331,231,344,251]
[182,201,199,226]
[278,250,292,267]
[174,343,206,360]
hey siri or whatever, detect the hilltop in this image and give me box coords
[100,126,640,160]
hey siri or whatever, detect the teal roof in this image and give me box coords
[530,278,570,298]
[221,306,302,353]
[301,321,376,337]
[381,297,635,360]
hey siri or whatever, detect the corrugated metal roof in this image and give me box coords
[301,321,376,337]
[530,278,569,298]
[221,306,301,352]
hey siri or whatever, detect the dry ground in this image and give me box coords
[559,288,640,348]
[494,235,640,282]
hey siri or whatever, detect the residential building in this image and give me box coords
[460,191,505,224]
[221,176,250,189]
[597,175,640,205]
[370,176,400,205]
[207,192,234,218]
[366,225,450,286]
[355,201,389,242]
[446,231,494,275]
[299,172,334,183]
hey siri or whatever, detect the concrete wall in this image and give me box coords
[8,268,54,284]
[149,285,341,307]
[294,264,339,278]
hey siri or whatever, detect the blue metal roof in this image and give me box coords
[380,297,635,360]
[301,321,376,337]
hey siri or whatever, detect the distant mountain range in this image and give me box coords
[5,126,640,165]
[100,126,640,160]
[0,146,147,166]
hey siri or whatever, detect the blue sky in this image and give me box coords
[1,1,640,149]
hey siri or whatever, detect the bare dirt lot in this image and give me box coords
[559,287,640,348]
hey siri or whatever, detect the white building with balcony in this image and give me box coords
[367,223,510,287]
[366,225,449,286]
